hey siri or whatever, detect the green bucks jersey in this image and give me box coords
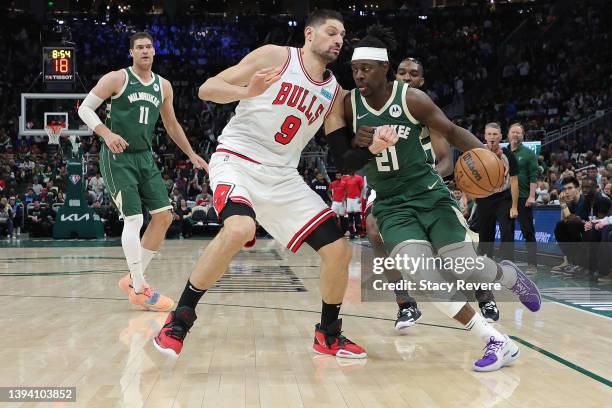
[105,67,163,152]
[351,81,448,203]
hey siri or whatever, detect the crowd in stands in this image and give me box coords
[0,2,610,262]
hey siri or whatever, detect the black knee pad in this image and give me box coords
[305,217,344,251]
[219,200,256,224]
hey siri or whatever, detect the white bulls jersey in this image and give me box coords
[217,47,340,168]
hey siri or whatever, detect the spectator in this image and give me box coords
[23,188,36,204]
[167,204,183,238]
[56,189,65,204]
[536,181,550,204]
[32,177,43,196]
[553,177,590,274]
[589,214,612,281]
[311,172,330,205]
[162,173,174,193]
[39,188,55,205]
[187,179,202,201]
[0,197,14,238]
[554,176,611,276]
[604,182,612,199]
[88,172,105,197]
[170,188,183,204]
[581,178,612,280]
[8,196,22,236]
[27,201,55,237]
[176,199,193,238]
[195,185,212,208]
[549,190,560,205]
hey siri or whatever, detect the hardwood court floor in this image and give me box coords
[0,238,610,408]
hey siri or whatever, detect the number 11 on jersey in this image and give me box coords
[376,146,399,171]
[139,106,149,125]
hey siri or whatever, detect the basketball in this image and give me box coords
[454,148,505,198]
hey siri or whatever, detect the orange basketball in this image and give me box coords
[454,148,505,198]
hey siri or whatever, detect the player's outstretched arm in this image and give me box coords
[159,78,208,172]
[198,45,287,104]
[78,70,129,154]
[406,88,484,153]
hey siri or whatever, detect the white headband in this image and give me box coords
[351,47,388,62]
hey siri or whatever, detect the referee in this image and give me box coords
[476,122,519,261]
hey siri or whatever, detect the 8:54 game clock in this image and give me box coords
[43,47,76,82]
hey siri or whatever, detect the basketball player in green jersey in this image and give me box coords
[326,25,541,372]
[78,32,207,311]
[357,57,500,330]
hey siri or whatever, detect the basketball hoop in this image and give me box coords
[45,122,64,145]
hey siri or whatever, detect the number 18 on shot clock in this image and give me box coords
[43,47,76,82]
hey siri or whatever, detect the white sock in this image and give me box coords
[122,215,146,292]
[141,246,157,275]
[498,264,518,289]
[465,313,504,342]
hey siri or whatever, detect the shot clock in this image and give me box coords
[43,47,75,82]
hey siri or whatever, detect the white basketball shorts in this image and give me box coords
[331,201,346,216]
[346,197,362,213]
[209,149,334,252]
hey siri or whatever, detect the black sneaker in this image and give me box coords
[479,301,500,322]
[395,304,422,331]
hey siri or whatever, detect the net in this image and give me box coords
[45,122,64,145]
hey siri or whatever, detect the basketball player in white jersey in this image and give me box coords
[154,9,397,358]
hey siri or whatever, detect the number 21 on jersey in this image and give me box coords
[376,146,399,171]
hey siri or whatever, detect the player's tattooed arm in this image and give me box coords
[405,88,485,153]
[198,44,286,104]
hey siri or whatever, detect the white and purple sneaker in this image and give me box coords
[500,260,542,312]
[473,335,520,372]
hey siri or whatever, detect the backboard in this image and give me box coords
[19,93,93,137]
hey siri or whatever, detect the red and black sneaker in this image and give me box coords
[152,306,197,357]
[313,318,367,359]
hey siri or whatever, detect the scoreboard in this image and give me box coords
[43,47,76,82]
